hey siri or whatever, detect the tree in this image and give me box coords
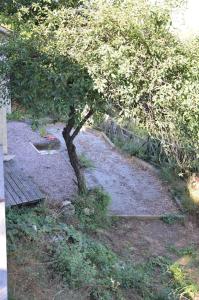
[1,0,198,195]
[2,31,103,193]
[50,0,198,173]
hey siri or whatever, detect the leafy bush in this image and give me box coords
[74,188,111,230]
[0,0,81,15]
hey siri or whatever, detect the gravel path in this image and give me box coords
[7,122,77,202]
[8,121,178,216]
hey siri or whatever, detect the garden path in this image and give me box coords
[7,121,179,216]
[48,124,178,216]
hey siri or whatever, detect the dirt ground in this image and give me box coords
[48,123,178,216]
[97,217,199,262]
[8,214,199,300]
[8,121,178,216]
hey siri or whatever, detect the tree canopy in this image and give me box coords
[1,0,198,191]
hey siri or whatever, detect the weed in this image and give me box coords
[168,245,196,257]
[7,110,25,121]
[39,126,47,137]
[160,164,195,212]
[169,263,199,299]
[113,137,147,160]
[31,119,40,131]
[6,205,199,300]
[161,214,185,225]
[78,153,95,169]
[52,228,152,299]
[74,188,111,230]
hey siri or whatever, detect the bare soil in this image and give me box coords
[96,217,199,263]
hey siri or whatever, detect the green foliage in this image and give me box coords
[39,126,47,137]
[42,0,197,173]
[6,205,53,250]
[169,263,199,299]
[0,0,81,16]
[113,136,148,160]
[78,153,95,169]
[74,188,110,230]
[168,245,196,257]
[52,227,152,299]
[161,214,185,225]
[159,163,196,212]
[7,205,199,300]
[6,206,152,299]
[2,0,199,175]
[7,110,25,121]
[54,241,98,288]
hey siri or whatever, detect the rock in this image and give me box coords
[51,234,64,243]
[61,201,75,217]
[62,200,72,207]
[83,207,94,216]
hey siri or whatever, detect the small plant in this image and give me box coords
[31,119,39,131]
[169,263,199,299]
[112,137,147,160]
[161,214,185,225]
[39,127,47,137]
[7,110,25,121]
[168,245,196,257]
[74,188,111,230]
[78,153,95,169]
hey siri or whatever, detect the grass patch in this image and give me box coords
[6,205,199,299]
[112,136,148,161]
[161,214,185,225]
[74,188,111,230]
[7,109,26,121]
[6,205,152,299]
[78,153,95,169]
[160,164,197,212]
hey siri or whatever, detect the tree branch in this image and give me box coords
[70,109,94,141]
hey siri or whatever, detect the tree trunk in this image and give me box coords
[62,107,93,194]
[63,127,87,194]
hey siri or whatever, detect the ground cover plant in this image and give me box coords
[7,203,199,299]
